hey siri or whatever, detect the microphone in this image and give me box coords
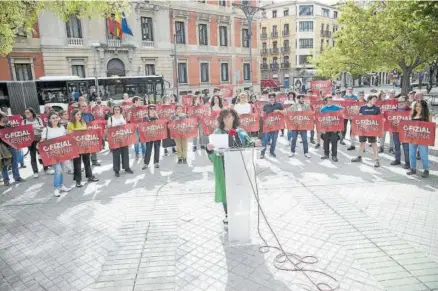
[229,129,237,148]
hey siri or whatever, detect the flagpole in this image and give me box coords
[172,33,179,100]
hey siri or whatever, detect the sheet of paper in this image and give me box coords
[209,134,229,149]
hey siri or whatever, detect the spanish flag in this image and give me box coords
[107,14,123,38]
[114,13,123,38]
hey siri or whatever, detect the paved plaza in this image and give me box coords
[1,134,438,291]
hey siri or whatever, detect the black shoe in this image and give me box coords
[193,146,197,152]
[340,140,346,145]
[177,158,182,164]
[374,160,380,168]
[125,169,134,174]
[115,171,120,177]
[321,155,329,160]
[403,163,410,170]
[182,159,188,164]
[332,156,338,162]
[390,161,401,166]
[269,152,277,158]
[88,176,99,182]
[92,162,101,166]
[172,147,177,154]
[142,164,148,170]
[315,143,321,149]
[347,145,356,151]
[260,153,265,159]
[378,147,384,153]
[406,169,416,176]
[310,138,315,144]
[15,177,24,182]
[389,148,394,154]
[76,182,83,188]
[3,180,10,187]
[200,145,206,150]
[351,156,362,162]
[20,165,26,169]
[422,170,429,178]
[164,149,169,156]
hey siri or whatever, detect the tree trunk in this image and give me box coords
[401,67,412,95]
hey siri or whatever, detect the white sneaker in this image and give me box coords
[289,152,295,157]
[60,185,71,192]
[45,169,55,175]
[53,189,61,197]
[33,173,39,179]
[305,153,311,158]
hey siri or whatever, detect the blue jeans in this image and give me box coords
[393,133,409,164]
[290,130,309,154]
[2,148,20,182]
[16,149,24,166]
[134,128,146,156]
[310,130,315,140]
[409,144,429,170]
[53,163,64,189]
[262,131,279,154]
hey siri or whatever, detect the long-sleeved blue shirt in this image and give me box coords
[320,104,342,113]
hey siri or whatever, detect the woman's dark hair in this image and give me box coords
[112,105,122,114]
[287,91,296,101]
[47,112,61,128]
[218,108,240,130]
[70,109,84,124]
[211,95,223,108]
[412,100,429,120]
[268,92,276,99]
[24,107,37,119]
[367,95,378,102]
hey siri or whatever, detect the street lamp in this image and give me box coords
[91,42,101,98]
[170,33,180,100]
[233,1,264,92]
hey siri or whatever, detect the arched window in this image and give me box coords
[107,58,125,77]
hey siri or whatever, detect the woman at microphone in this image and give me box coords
[206,108,261,226]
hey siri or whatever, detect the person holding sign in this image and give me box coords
[390,96,411,169]
[130,97,147,159]
[351,95,381,168]
[407,100,431,178]
[142,105,162,169]
[107,106,134,177]
[320,96,342,162]
[287,95,311,158]
[260,93,283,159]
[41,112,71,197]
[0,114,24,186]
[67,109,99,187]
[171,105,189,164]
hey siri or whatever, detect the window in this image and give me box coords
[14,64,33,81]
[322,8,330,17]
[199,24,208,45]
[299,5,313,16]
[141,17,154,41]
[200,63,209,83]
[145,64,155,75]
[175,21,186,44]
[262,58,267,64]
[66,15,82,38]
[273,41,278,48]
[334,11,338,19]
[326,24,330,31]
[219,26,228,46]
[272,10,277,18]
[273,57,278,64]
[284,24,289,33]
[284,9,289,16]
[272,25,277,33]
[321,24,324,32]
[242,28,249,48]
[14,27,27,38]
[178,63,187,83]
[262,27,266,34]
[321,39,324,50]
[299,38,313,48]
[299,21,313,32]
[284,56,289,63]
[283,40,289,48]
[262,42,267,49]
[221,63,229,82]
[243,63,250,81]
[72,65,86,78]
[299,55,312,65]
[218,0,226,6]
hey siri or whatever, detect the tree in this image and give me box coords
[0,1,129,56]
[313,0,438,94]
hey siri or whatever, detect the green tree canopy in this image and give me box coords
[0,0,129,55]
[313,0,438,93]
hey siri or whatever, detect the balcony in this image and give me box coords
[281,46,290,53]
[68,38,83,46]
[271,31,278,38]
[282,30,290,37]
[260,64,269,70]
[320,30,332,38]
[270,63,279,71]
[281,62,290,69]
[270,47,279,54]
[107,38,122,47]
[260,48,269,55]
[260,33,268,39]
[142,40,154,48]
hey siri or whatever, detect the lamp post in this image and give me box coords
[170,32,180,100]
[91,42,101,98]
[232,1,264,92]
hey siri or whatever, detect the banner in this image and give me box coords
[187,105,211,121]
[304,95,321,105]
[277,94,287,104]
[37,135,79,166]
[310,80,331,97]
[351,115,384,137]
[310,100,324,113]
[262,112,285,133]
[399,121,436,146]
[137,120,168,143]
[315,111,344,132]
[8,115,23,127]
[239,113,259,133]
[200,115,218,135]
[129,106,149,123]
[157,104,176,120]
[0,125,34,149]
[384,111,412,132]
[70,129,102,154]
[168,117,199,139]
[253,101,267,115]
[91,105,109,120]
[181,95,193,107]
[376,99,398,112]
[121,105,131,117]
[107,123,137,149]
[285,111,315,131]
[87,120,106,137]
[216,85,233,98]
[344,102,366,119]
[39,113,48,126]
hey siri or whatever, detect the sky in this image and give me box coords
[268,0,339,4]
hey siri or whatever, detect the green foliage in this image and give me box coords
[0,0,130,55]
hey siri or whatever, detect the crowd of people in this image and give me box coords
[0,87,435,202]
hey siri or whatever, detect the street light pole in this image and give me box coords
[170,33,179,100]
[92,43,101,98]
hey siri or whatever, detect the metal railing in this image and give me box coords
[281,62,290,69]
[270,63,279,70]
[282,30,290,37]
[107,38,122,47]
[270,48,279,54]
[281,47,290,53]
[68,38,83,46]
[271,31,278,38]
[142,40,154,48]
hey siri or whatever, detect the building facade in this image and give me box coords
[259,1,339,90]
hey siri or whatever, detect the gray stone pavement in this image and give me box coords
[1,134,438,291]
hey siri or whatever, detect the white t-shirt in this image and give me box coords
[107,115,126,127]
[284,100,295,105]
[234,103,252,115]
[41,126,66,140]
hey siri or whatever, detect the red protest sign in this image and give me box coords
[91,105,109,120]
[187,105,211,121]
[277,95,287,104]
[200,115,218,135]
[107,123,137,149]
[332,100,346,109]
[129,106,148,123]
[310,80,331,97]
[168,117,199,139]
[121,105,131,117]
[216,85,233,98]
[87,120,106,137]
[39,113,48,126]
[315,111,344,132]
[399,121,436,146]
[285,111,315,131]
[37,135,79,166]
[344,102,366,119]
[0,125,34,149]
[181,95,193,107]
[310,100,324,112]
[239,113,260,133]
[384,111,412,132]
[376,99,398,112]
[304,95,320,105]
[8,115,23,128]
[262,112,285,133]
[137,120,168,143]
[157,104,176,120]
[253,101,267,115]
[351,115,384,137]
[70,129,102,154]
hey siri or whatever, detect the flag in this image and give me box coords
[107,16,115,36]
[114,13,123,38]
[121,12,133,36]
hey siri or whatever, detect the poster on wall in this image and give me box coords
[293,77,303,92]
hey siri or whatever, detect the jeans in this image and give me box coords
[16,149,24,166]
[73,153,92,183]
[393,133,409,164]
[145,140,161,165]
[261,131,279,154]
[134,128,146,156]
[2,147,20,182]
[290,130,308,154]
[409,144,429,170]
[380,132,394,148]
[323,132,339,157]
[53,163,64,189]
[28,141,48,173]
[112,146,130,172]
[310,130,315,140]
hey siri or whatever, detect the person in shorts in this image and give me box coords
[351,95,381,167]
